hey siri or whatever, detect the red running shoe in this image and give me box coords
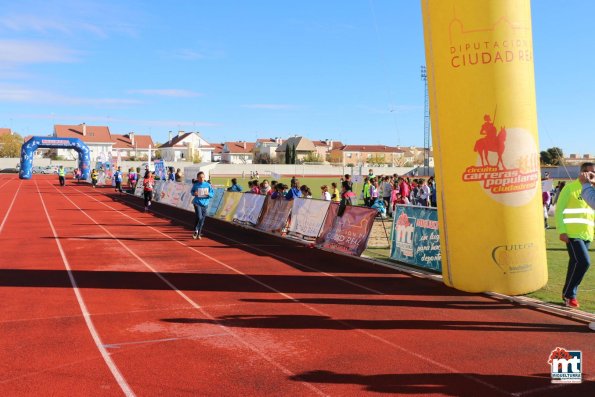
[565,298,580,308]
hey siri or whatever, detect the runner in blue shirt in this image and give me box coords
[190,171,214,240]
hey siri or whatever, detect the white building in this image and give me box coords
[54,124,113,162]
[159,131,214,163]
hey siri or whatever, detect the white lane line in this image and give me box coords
[0,177,17,190]
[50,182,329,397]
[0,180,22,236]
[112,193,387,295]
[35,181,135,397]
[76,187,513,396]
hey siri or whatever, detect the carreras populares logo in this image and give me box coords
[548,347,582,384]
[461,112,540,207]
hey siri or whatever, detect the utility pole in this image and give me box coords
[421,65,431,176]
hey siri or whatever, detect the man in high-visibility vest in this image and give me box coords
[555,162,595,308]
[58,165,65,186]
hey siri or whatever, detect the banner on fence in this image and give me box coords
[256,197,292,233]
[234,194,266,225]
[207,188,225,216]
[288,198,331,240]
[152,180,165,202]
[134,180,144,197]
[390,205,441,272]
[214,192,243,222]
[176,183,194,212]
[317,206,376,256]
[167,182,186,207]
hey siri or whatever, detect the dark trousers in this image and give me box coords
[193,204,207,235]
[59,176,65,186]
[143,191,153,207]
[115,181,122,192]
[563,238,591,299]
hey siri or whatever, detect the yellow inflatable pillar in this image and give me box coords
[421,0,547,294]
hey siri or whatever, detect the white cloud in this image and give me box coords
[0,86,141,106]
[11,113,221,128]
[0,40,77,63]
[128,89,203,98]
[241,104,297,110]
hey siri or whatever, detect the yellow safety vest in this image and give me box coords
[58,168,65,176]
[555,180,595,241]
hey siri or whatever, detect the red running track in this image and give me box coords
[0,174,593,396]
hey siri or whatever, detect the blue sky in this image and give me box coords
[0,0,592,155]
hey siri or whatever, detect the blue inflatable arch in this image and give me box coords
[19,137,91,180]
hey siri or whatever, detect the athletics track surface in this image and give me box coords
[0,174,593,397]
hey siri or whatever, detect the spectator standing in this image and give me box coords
[579,171,595,208]
[228,178,243,192]
[190,171,214,240]
[175,168,183,182]
[331,182,341,203]
[362,177,371,206]
[91,169,99,188]
[381,176,392,209]
[285,180,302,200]
[554,162,595,308]
[418,179,431,207]
[58,165,66,186]
[369,178,379,206]
[320,185,331,201]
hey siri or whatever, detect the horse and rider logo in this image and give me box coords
[474,114,506,169]
[461,110,540,201]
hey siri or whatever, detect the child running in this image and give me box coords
[143,170,155,211]
[190,171,214,239]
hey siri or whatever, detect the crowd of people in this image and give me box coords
[225,169,437,218]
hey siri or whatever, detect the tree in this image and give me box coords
[547,147,564,165]
[192,153,202,163]
[285,146,290,164]
[303,152,323,163]
[0,133,23,157]
[291,144,297,164]
[540,151,552,165]
[368,154,386,166]
[540,147,564,165]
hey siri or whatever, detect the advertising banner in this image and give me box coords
[390,205,441,272]
[207,188,225,216]
[178,184,196,212]
[317,206,376,256]
[421,0,547,294]
[168,182,186,208]
[256,197,292,234]
[152,181,166,203]
[154,160,166,181]
[233,194,266,225]
[214,192,243,222]
[134,180,144,197]
[288,198,331,240]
